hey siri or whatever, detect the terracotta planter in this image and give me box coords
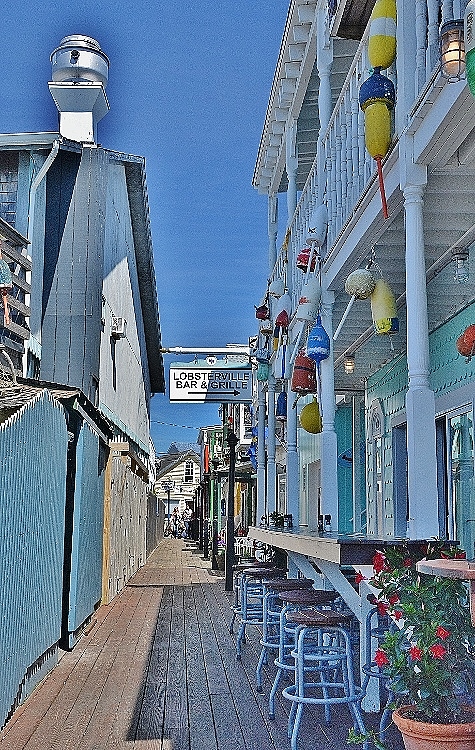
[393,706,475,750]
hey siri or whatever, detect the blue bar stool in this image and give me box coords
[268,588,339,719]
[361,604,395,742]
[235,567,286,660]
[230,561,274,635]
[256,578,315,692]
[282,608,367,750]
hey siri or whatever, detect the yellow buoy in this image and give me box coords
[299,398,322,434]
[368,0,397,71]
[364,102,391,160]
[370,278,399,335]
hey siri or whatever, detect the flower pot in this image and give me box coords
[393,706,475,750]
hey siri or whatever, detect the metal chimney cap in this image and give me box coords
[56,34,102,50]
[50,34,109,87]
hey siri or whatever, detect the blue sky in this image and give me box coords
[1,1,289,453]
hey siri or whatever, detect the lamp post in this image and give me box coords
[225,430,238,592]
[161,480,175,526]
[211,458,220,570]
[203,468,210,559]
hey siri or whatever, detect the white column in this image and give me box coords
[267,374,277,521]
[319,291,339,529]
[316,7,332,135]
[286,383,299,524]
[403,180,439,539]
[257,380,267,522]
[286,118,298,222]
[268,193,278,273]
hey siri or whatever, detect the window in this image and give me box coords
[184,461,194,483]
[0,151,18,227]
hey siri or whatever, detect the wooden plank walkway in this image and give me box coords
[0,539,403,750]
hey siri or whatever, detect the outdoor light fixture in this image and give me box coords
[452,247,470,283]
[344,354,355,374]
[440,19,466,81]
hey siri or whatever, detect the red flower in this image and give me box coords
[377,600,389,616]
[374,648,390,667]
[429,644,446,659]
[403,557,413,568]
[435,626,450,640]
[388,593,400,605]
[373,551,386,574]
[409,645,423,661]
[354,571,366,584]
[393,610,403,621]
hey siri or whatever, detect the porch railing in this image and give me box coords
[268,0,464,313]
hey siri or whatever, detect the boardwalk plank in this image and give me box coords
[0,540,400,750]
[185,585,218,750]
[132,587,173,745]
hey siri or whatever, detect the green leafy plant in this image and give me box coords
[358,541,475,725]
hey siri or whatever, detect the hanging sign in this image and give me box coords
[169,364,252,403]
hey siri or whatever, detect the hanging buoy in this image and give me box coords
[276,390,287,421]
[259,318,273,337]
[370,277,399,334]
[299,398,322,434]
[368,0,397,71]
[465,2,475,96]
[296,248,317,272]
[269,278,285,298]
[359,71,395,219]
[291,352,317,395]
[274,291,292,328]
[456,324,475,359]
[254,347,269,363]
[345,268,376,299]
[306,203,328,246]
[273,324,280,352]
[255,303,269,320]
[0,257,12,327]
[256,361,270,381]
[295,277,321,322]
[334,268,377,341]
[306,315,330,364]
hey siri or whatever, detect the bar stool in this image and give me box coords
[268,588,339,719]
[235,567,286,660]
[282,607,366,750]
[361,605,395,742]
[230,560,273,635]
[256,578,315,692]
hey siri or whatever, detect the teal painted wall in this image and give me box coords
[335,405,353,533]
[366,301,475,532]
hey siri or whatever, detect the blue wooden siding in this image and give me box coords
[0,391,67,727]
[42,148,106,403]
[67,421,105,647]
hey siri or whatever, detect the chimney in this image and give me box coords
[48,35,110,143]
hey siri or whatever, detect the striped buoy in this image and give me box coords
[359,71,396,219]
[368,0,397,71]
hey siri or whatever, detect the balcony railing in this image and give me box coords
[268,0,463,314]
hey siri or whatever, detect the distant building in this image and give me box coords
[155,446,201,517]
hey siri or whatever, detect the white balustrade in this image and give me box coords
[266,0,460,318]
